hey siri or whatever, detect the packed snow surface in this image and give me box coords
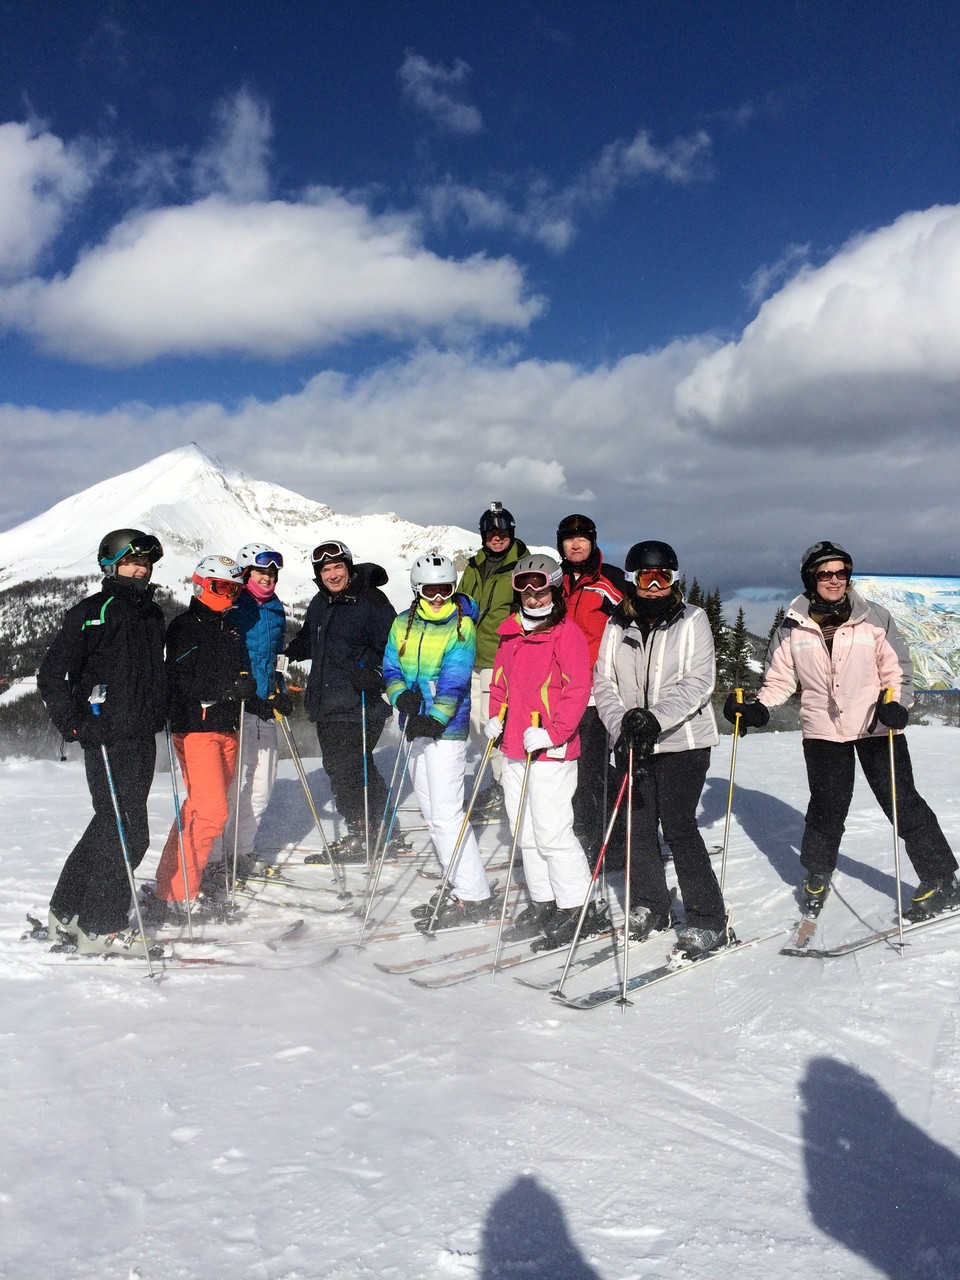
[3,727,959,1279]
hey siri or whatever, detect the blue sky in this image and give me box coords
[2,1,960,630]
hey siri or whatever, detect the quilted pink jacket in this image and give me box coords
[758,589,914,742]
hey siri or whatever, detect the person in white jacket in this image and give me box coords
[595,540,727,959]
[725,540,959,921]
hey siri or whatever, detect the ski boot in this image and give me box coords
[674,924,727,960]
[626,904,674,942]
[802,872,832,917]
[74,925,165,960]
[533,899,609,952]
[503,899,557,942]
[414,893,497,933]
[904,872,960,922]
[410,885,452,920]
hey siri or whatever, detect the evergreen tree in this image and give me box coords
[767,606,785,646]
[703,588,731,682]
[727,607,755,688]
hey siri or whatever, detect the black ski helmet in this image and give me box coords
[624,540,679,574]
[479,501,516,540]
[800,540,853,593]
[97,529,163,572]
[556,513,597,555]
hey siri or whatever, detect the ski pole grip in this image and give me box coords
[884,687,894,704]
[531,711,541,726]
[734,687,744,705]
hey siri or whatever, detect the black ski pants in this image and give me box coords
[629,747,726,932]
[571,705,613,857]
[800,735,957,882]
[50,737,156,935]
[316,714,388,833]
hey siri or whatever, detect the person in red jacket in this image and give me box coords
[556,513,625,858]
[486,553,608,949]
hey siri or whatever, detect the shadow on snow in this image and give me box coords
[480,1174,602,1279]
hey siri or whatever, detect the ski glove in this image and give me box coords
[405,714,445,742]
[395,689,422,716]
[483,716,504,741]
[271,689,293,717]
[224,674,258,703]
[351,665,383,694]
[722,692,769,733]
[523,726,554,754]
[613,733,654,775]
[77,717,109,749]
[876,700,909,730]
[621,707,662,750]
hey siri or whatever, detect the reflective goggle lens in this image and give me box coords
[104,535,163,566]
[312,541,348,564]
[210,579,242,597]
[253,551,283,569]
[419,582,454,599]
[633,567,678,589]
[513,571,551,592]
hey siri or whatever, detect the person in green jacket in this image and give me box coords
[456,502,528,813]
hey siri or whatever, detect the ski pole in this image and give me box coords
[374,727,410,858]
[491,712,538,968]
[719,687,744,896]
[360,688,371,867]
[228,698,246,907]
[100,744,158,979]
[356,733,414,948]
[164,725,194,940]
[618,746,635,1010]
[885,688,906,951]
[430,702,506,923]
[554,768,630,998]
[275,711,349,897]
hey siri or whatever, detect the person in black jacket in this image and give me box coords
[38,528,167,955]
[285,540,396,859]
[147,556,255,919]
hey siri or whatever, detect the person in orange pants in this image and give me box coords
[145,556,255,924]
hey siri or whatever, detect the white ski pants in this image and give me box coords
[408,737,490,902]
[501,757,593,909]
[223,711,279,859]
[469,668,503,784]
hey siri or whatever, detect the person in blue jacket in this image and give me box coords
[219,543,290,875]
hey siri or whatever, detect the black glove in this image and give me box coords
[613,731,654,776]
[405,714,444,742]
[723,691,769,733]
[224,673,258,703]
[77,716,109,749]
[876,700,909,730]
[271,688,293,717]
[249,695,274,721]
[621,707,661,749]
[395,688,422,716]
[351,665,383,694]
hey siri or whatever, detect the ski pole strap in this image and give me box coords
[866,688,891,736]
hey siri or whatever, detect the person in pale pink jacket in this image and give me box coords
[725,540,958,921]
[485,553,605,949]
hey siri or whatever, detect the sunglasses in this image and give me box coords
[210,579,243,598]
[251,551,283,569]
[312,541,350,565]
[815,568,850,582]
[632,567,678,589]
[419,582,454,599]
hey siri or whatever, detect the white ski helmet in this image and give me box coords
[236,543,283,572]
[410,553,456,597]
[192,555,244,612]
[511,553,563,593]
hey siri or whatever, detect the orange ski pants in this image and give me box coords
[156,731,238,902]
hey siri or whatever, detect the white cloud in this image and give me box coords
[745,242,811,307]
[676,205,960,440]
[424,126,713,251]
[191,88,273,201]
[0,191,542,362]
[0,121,103,281]
[398,52,483,135]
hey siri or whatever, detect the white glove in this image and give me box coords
[484,716,504,741]
[523,726,554,754]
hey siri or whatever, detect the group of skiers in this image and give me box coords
[36,509,960,962]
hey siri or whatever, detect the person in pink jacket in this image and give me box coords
[725,540,958,921]
[485,553,607,949]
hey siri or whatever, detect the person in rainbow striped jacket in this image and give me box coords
[383,555,493,928]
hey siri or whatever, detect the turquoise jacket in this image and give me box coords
[382,594,478,739]
[232,589,287,698]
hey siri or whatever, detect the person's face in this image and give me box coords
[562,536,591,566]
[116,555,152,580]
[520,584,553,611]
[320,561,350,593]
[813,560,850,604]
[248,566,278,590]
[484,530,511,555]
[420,582,454,612]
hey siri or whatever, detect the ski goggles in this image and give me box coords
[512,569,557,593]
[631,567,679,589]
[312,540,350,565]
[209,578,243,598]
[102,534,163,567]
[250,550,283,570]
[418,582,454,599]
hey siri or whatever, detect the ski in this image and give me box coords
[42,946,340,972]
[781,905,960,958]
[418,859,515,881]
[779,913,821,956]
[234,885,356,916]
[553,930,784,1010]
[408,930,622,988]
[155,917,308,949]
